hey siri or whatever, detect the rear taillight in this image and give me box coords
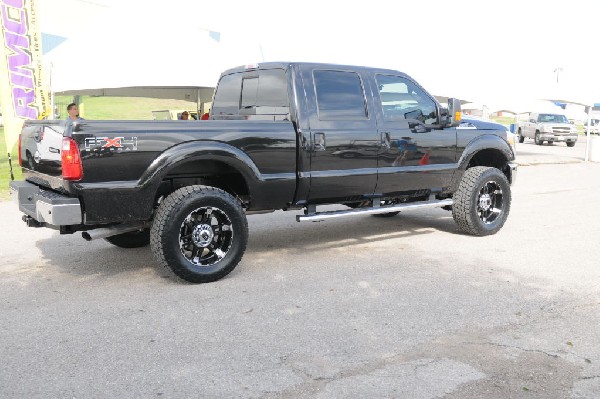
[61,137,83,180]
[18,134,22,166]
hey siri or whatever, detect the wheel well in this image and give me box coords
[156,159,250,206]
[467,149,511,181]
[468,149,506,169]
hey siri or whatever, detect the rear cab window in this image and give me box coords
[211,68,289,120]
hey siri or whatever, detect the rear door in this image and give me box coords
[300,67,379,203]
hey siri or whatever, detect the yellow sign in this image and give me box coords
[0,0,49,153]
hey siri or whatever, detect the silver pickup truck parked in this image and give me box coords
[516,112,578,147]
[584,118,600,135]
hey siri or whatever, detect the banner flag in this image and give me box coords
[0,0,50,153]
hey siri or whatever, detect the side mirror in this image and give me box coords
[447,98,462,127]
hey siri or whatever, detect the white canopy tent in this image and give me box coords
[43,9,263,109]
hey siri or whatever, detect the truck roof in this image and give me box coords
[221,62,412,78]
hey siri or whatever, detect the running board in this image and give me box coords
[296,199,453,222]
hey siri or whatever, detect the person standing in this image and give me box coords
[66,103,84,121]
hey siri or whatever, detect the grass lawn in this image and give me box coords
[55,96,198,120]
[489,116,517,128]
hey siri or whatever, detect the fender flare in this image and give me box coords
[138,140,262,195]
[450,134,514,190]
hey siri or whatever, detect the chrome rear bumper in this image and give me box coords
[9,180,82,226]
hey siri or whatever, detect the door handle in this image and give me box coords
[381,132,391,150]
[314,132,326,151]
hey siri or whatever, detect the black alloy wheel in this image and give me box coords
[452,166,511,236]
[150,186,248,283]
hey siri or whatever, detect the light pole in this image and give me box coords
[554,67,564,84]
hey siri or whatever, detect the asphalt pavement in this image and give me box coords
[1,140,599,398]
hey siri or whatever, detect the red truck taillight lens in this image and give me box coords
[61,137,83,180]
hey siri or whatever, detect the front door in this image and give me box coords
[370,73,457,194]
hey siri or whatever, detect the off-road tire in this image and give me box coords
[150,185,248,283]
[105,229,150,248]
[452,166,511,236]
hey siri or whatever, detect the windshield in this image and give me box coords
[538,114,568,123]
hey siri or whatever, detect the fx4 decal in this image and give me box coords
[85,137,138,152]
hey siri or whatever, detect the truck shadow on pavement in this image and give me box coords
[246,209,458,252]
[35,236,167,280]
[33,209,459,281]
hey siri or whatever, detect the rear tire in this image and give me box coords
[517,129,525,143]
[105,229,150,248]
[452,167,511,236]
[150,185,248,283]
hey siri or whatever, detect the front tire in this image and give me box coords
[517,129,525,143]
[566,141,576,147]
[534,133,543,145]
[452,167,511,236]
[150,186,248,283]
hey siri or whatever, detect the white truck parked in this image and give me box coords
[516,112,578,147]
[584,119,599,135]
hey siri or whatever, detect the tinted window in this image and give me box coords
[241,77,259,109]
[376,74,437,124]
[211,73,242,116]
[241,69,289,114]
[213,69,288,118]
[314,70,367,120]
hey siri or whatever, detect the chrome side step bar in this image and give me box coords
[296,199,453,222]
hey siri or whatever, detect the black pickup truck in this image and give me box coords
[10,62,517,283]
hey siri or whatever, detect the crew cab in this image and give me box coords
[10,62,517,283]
[516,112,578,146]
